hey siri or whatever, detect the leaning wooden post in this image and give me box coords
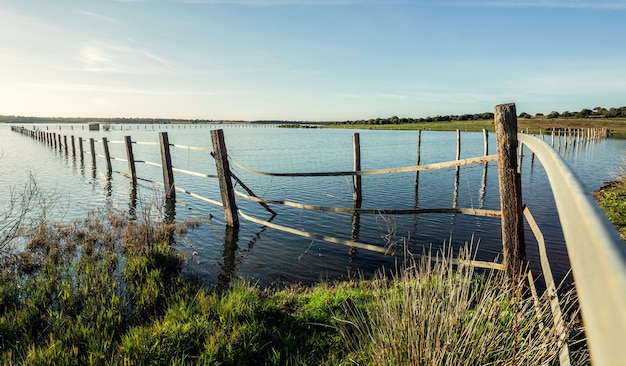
[124,136,137,186]
[211,129,239,228]
[352,133,362,203]
[102,137,112,174]
[494,103,526,277]
[159,132,176,199]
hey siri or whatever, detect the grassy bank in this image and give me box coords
[326,117,626,138]
[0,207,588,365]
[594,164,626,240]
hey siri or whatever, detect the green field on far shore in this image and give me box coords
[324,117,626,139]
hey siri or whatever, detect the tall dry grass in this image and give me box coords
[337,247,589,365]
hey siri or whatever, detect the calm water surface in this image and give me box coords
[1,123,624,286]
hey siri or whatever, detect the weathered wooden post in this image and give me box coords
[71,135,76,157]
[102,137,112,174]
[63,135,68,155]
[211,129,239,228]
[78,137,84,162]
[159,132,176,199]
[494,103,525,277]
[483,128,489,156]
[124,136,137,186]
[352,133,362,203]
[89,138,96,166]
[456,129,461,160]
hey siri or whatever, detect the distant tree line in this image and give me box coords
[519,106,626,119]
[336,106,626,126]
[2,105,625,125]
[335,112,495,126]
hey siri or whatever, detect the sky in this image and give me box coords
[1,0,625,121]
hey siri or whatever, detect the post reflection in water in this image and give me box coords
[219,226,239,286]
[479,163,488,209]
[104,172,112,198]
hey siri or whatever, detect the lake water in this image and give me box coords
[1,123,624,287]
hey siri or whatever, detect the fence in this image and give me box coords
[9,103,625,365]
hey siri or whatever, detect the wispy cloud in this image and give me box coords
[26,83,215,96]
[442,1,626,10]
[80,40,175,74]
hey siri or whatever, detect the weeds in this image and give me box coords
[0,206,589,365]
[593,159,626,240]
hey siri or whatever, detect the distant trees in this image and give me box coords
[335,112,495,126]
[547,111,560,119]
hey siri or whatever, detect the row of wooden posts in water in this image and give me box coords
[7,118,612,277]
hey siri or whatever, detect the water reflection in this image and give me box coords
[218,226,239,286]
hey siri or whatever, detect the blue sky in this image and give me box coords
[1,0,625,121]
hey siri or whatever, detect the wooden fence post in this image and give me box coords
[102,137,112,174]
[78,137,84,162]
[211,129,239,228]
[353,133,362,203]
[89,138,96,166]
[495,103,526,277]
[483,128,489,156]
[159,132,176,199]
[124,136,137,186]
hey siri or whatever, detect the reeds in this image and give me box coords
[0,205,589,365]
[336,247,589,365]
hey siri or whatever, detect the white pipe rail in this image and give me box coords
[518,134,626,366]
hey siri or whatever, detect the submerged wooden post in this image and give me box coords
[78,137,84,162]
[456,129,461,160]
[211,129,239,228]
[353,133,362,203]
[89,138,96,166]
[494,103,526,277]
[102,137,112,174]
[124,136,137,186]
[71,135,76,157]
[483,128,489,156]
[159,132,176,199]
[415,129,422,184]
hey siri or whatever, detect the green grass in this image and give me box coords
[325,117,626,138]
[594,163,626,240]
[0,207,589,365]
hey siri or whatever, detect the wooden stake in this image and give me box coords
[353,133,362,203]
[211,129,239,227]
[102,137,112,174]
[159,132,176,199]
[494,103,526,277]
[78,137,84,162]
[89,138,96,166]
[125,136,137,186]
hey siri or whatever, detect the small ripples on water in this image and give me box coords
[1,124,623,287]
